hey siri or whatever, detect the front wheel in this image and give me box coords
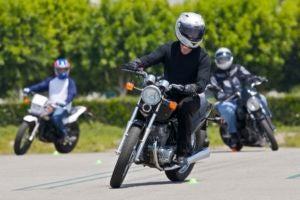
[110,126,141,188]
[219,125,243,151]
[14,122,35,155]
[54,123,80,153]
[260,119,278,151]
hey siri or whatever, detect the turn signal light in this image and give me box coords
[125,82,134,91]
[168,101,177,110]
[23,97,31,105]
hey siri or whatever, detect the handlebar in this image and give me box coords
[121,68,148,78]
[23,91,36,97]
[206,84,224,93]
[168,83,183,89]
[221,91,241,102]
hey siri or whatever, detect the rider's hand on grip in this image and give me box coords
[258,76,268,82]
[23,88,31,95]
[183,84,198,95]
[122,58,144,72]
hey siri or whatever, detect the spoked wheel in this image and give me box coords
[110,126,141,188]
[165,129,205,182]
[14,122,34,155]
[260,119,278,151]
[54,123,80,153]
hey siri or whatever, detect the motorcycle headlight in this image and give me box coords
[141,85,162,106]
[246,97,261,112]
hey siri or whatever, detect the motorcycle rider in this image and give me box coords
[122,12,211,166]
[23,58,77,144]
[210,47,268,148]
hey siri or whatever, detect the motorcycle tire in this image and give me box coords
[260,119,278,151]
[164,129,204,182]
[219,126,243,151]
[110,126,141,188]
[14,122,34,155]
[54,123,80,153]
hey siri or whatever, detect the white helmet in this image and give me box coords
[215,47,233,70]
[175,12,205,49]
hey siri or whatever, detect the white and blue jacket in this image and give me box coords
[210,64,254,101]
[28,77,77,112]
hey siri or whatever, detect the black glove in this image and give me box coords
[122,58,143,71]
[183,84,198,95]
[172,84,199,95]
[248,75,266,83]
[258,76,268,82]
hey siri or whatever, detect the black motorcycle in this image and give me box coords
[210,78,278,151]
[14,93,88,155]
[110,70,211,188]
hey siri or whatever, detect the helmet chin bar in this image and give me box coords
[57,73,68,79]
[215,57,233,70]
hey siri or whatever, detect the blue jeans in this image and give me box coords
[215,94,269,134]
[51,108,68,138]
[215,101,238,134]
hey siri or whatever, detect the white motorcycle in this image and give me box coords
[14,93,87,155]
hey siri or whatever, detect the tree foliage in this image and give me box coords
[0,0,298,97]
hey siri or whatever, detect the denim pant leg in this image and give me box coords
[215,102,237,134]
[51,108,68,138]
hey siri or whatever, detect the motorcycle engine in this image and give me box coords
[143,124,176,166]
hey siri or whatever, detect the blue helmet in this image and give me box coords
[53,58,70,79]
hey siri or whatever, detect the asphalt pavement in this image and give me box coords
[1,147,299,200]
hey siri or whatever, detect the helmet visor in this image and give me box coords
[179,22,205,42]
[56,67,69,74]
[215,52,232,64]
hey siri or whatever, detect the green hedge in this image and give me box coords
[268,96,300,126]
[0,97,137,127]
[0,0,299,95]
[0,96,299,127]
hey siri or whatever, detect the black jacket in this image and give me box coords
[139,41,211,95]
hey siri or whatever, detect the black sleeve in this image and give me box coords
[195,52,211,93]
[139,44,167,68]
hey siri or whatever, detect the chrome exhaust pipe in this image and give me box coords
[187,148,210,165]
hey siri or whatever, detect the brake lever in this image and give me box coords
[121,68,147,77]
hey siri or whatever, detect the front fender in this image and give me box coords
[23,115,38,123]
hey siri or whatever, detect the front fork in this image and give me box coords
[23,115,41,141]
[116,98,142,155]
[134,102,162,162]
[251,109,275,132]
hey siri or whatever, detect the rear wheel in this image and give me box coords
[110,126,141,188]
[14,122,34,155]
[54,123,80,153]
[260,119,278,151]
[165,129,204,182]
